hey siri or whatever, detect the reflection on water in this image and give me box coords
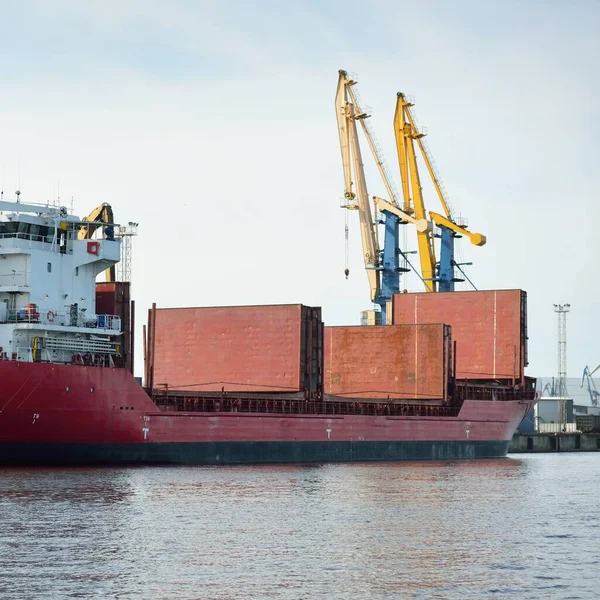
[0,456,599,599]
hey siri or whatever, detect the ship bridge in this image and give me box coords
[0,196,124,365]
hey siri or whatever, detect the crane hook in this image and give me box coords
[344,268,350,279]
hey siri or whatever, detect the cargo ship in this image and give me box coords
[0,199,536,465]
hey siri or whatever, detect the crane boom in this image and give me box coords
[393,95,411,214]
[77,202,117,282]
[394,94,436,291]
[373,197,430,233]
[345,85,399,208]
[77,203,115,240]
[429,211,486,247]
[335,75,354,203]
[394,92,486,292]
[335,70,380,303]
[403,106,453,219]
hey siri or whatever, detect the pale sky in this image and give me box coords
[1,0,598,380]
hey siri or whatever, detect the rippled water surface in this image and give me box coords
[1,454,599,599]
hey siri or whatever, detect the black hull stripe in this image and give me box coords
[0,441,510,465]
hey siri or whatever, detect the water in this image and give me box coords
[0,454,599,600]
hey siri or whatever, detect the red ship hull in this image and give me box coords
[0,363,534,465]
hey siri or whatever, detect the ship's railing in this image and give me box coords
[3,308,121,330]
[69,352,125,367]
[3,346,125,367]
[454,381,537,402]
[0,199,68,213]
[0,232,53,244]
[45,336,118,354]
[152,394,462,418]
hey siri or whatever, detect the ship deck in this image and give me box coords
[151,381,536,419]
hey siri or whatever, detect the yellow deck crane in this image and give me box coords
[77,202,117,282]
[335,70,429,323]
[394,93,486,292]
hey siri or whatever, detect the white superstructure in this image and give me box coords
[0,195,123,365]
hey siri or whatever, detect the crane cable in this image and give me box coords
[454,261,477,291]
[398,248,432,292]
[344,208,350,279]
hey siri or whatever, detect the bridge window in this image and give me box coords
[0,222,18,237]
[42,226,55,243]
[0,221,54,242]
[17,222,29,239]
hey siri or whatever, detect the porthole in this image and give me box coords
[90,386,94,393]
[65,386,70,392]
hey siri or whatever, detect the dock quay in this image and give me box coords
[509,433,600,453]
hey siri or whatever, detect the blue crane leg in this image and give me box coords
[439,226,455,293]
[377,211,401,323]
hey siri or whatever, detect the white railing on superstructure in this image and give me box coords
[44,337,117,354]
[0,231,58,256]
[11,344,120,364]
[0,198,71,212]
[3,309,121,330]
[0,232,54,244]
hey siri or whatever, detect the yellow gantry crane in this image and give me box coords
[335,69,487,322]
[393,93,486,292]
[335,70,429,323]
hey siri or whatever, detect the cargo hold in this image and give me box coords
[148,304,323,395]
[324,323,452,400]
[392,289,527,383]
